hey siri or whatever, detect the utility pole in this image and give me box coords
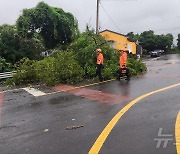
[96,0,100,34]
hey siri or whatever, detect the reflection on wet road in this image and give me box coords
[0,54,180,154]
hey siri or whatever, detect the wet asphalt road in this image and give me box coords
[0,54,180,154]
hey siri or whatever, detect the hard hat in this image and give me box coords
[96,49,102,53]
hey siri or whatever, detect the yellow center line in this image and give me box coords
[89,82,180,154]
[40,78,116,97]
[175,111,180,154]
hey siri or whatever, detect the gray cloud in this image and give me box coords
[0,0,180,43]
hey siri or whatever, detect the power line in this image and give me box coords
[99,0,180,35]
[99,2,123,33]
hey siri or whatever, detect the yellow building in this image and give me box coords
[99,29,137,54]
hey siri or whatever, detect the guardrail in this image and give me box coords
[0,71,16,79]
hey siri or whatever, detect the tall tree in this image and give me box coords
[139,30,156,51]
[16,2,79,49]
[177,34,180,49]
[166,33,173,50]
[155,34,173,51]
[130,30,174,52]
[18,37,45,61]
[0,57,12,72]
[0,24,45,63]
[126,32,140,42]
[0,24,20,63]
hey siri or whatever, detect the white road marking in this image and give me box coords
[22,87,46,97]
[2,88,21,93]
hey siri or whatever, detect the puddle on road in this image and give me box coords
[164,62,172,64]
[16,101,43,110]
[49,95,76,105]
[0,125,18,138]
[29,101,43,108]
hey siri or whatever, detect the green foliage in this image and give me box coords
[35,57,56,85]
[70,30,119,78]
[19,37,45,60]
[0,2,79,64]
[127,30,173,52]
[126,32,140,42]
[139,30,156,51]
[16,1,79,49]
[13,58,37,85]
[5,78,14,86]
[0,2,148,86]
[0,25,20,63]
[167,47,180,54]
[0,57,12,72]
[177,34,180,49]
[127,58,147,76]
[36,51,85,85]
[53,51,85,84]
[11,29,147,85]
[103,63,119,80]
[0,24,45,63]
[70,30,98,69]
[166,34,173,50]
[12,51,84,86]
[155,34,173,51]
[70,30,146,80]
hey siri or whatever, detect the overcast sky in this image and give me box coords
[0,0,180,43]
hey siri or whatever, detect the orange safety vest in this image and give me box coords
[97,53,104,65]
[119,51,127,68]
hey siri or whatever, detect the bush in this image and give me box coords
[127,58,147,76]
[11,30,147,86]
[5,78,14,86]
[13,58,37,85]
[0,57,12,72]
[70,30,119,79]
[54,51,85,84]
[167,48,180,54]
[12,51,85,86]
[35,57,57,86]
[103,63,119,80]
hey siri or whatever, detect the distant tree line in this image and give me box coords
[127,31,180,52]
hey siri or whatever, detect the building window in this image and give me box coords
[124,43,127,48]
[108,40,116,49]
[127,44,132,53]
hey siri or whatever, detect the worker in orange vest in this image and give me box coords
[119,50,127,68]
[96,48,104,82]
[117,50,130,80]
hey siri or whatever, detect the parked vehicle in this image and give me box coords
[150,50,164,57]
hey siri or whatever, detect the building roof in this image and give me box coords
[99,29,126,37]
[99,29,136,43]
